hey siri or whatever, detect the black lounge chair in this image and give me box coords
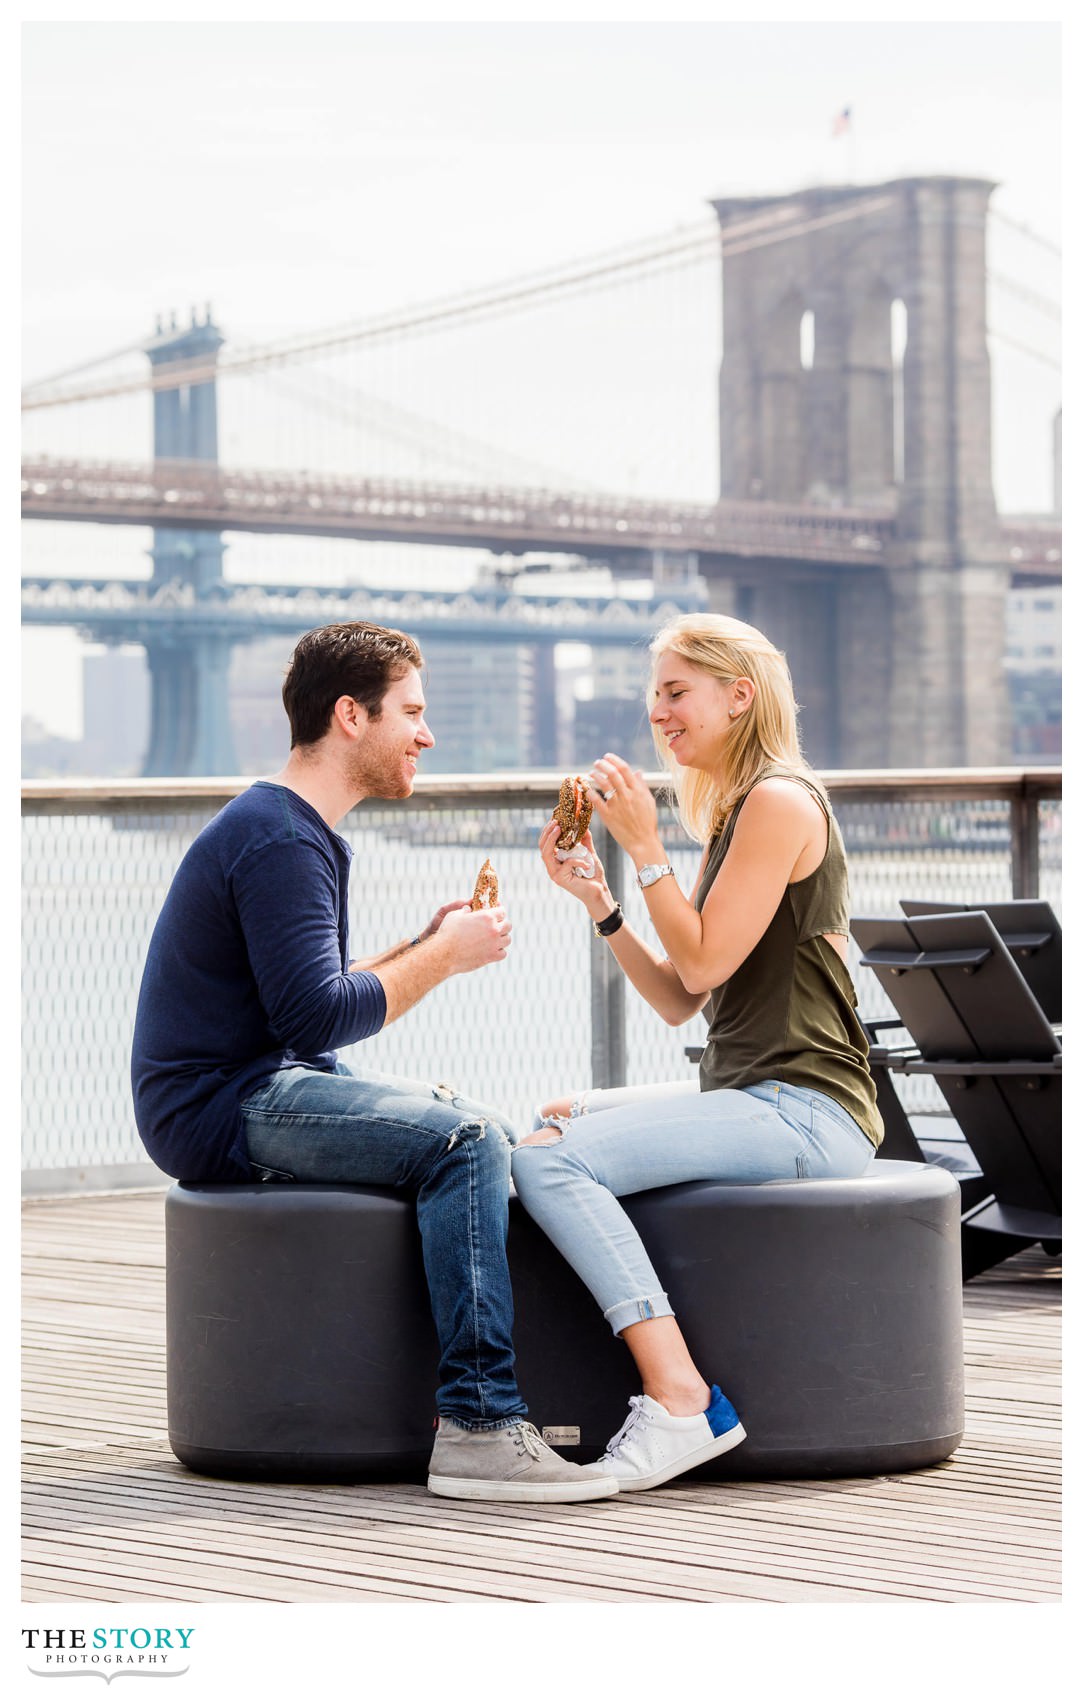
[860,1014,988,1210]
[852,911,1061,1278]
[898,898,1061,1025]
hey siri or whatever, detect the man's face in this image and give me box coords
[348,666,435,799]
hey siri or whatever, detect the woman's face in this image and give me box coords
[649,650,739,772]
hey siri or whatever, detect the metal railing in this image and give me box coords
[22,768,1061,1193]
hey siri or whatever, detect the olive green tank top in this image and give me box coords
[693,770,883,1147]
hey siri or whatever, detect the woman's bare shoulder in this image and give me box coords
[739,774,823,820]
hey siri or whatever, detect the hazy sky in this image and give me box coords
[22,20,1061,358]
[20,19,1062,737]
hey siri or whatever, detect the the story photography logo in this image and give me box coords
[22,1625,194,1684]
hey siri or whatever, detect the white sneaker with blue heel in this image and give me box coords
[597,1384,746,1491]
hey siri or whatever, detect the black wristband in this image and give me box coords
[593,902,624,939]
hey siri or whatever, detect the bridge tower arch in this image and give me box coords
[710,176,1010,767]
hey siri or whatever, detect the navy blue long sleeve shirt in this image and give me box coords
[131,782,386,1181]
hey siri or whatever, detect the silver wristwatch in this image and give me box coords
[636,862,674,890]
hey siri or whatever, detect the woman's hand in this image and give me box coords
[538,822,613,919]
[588,754,663,862]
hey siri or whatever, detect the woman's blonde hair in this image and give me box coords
[647,612,825,844]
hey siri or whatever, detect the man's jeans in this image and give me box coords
[239,1062,527,1431]
[512,1078,877,1336]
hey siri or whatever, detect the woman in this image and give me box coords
[511,613,883,1492]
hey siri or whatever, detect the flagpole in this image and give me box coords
[830,107,854,182]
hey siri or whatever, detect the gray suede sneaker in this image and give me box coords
[428,1419,619,1503]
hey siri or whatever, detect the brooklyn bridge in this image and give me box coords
[21,177,1061,775]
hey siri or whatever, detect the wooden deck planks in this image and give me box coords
[22,1189,1061,1604]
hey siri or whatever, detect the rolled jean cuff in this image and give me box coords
[438,1413,527,1433]
[603,1290,674,1337]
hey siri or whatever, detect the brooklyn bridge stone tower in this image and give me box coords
[708,176,1008,768]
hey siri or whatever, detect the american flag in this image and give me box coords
[832,107,852,138]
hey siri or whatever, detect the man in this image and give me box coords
[131,621,617,1504]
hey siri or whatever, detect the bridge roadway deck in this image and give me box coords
[20,457,897,565]
[20,574,703,645]
[22,1189,1060,1605]
[21,459,1062,583]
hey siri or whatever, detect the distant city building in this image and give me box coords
[1004,585,1061,765]
[1004,589,1061,675]
[569,644,655,769]
[22,648,149,779]
[20,628,589,779]
[220,631,556,776]
[420,638,546,773]
[572,696,657,771]
[83,647,149,775]
[589,646,652,704]
[231,637,292,772]
[1007,674,1061,763]
[21,715,84,779]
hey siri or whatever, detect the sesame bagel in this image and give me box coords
[552,776,593,851]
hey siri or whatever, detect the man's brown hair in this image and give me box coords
[282,622,424,748]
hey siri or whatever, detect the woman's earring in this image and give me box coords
[728,709,737,719]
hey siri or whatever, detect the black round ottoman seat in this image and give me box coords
[165,1159,964,1482]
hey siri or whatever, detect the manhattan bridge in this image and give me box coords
[21,176,1061,775]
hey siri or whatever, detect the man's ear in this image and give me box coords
[331,695,364,739]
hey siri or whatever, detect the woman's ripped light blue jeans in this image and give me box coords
[511,1078,876,1336]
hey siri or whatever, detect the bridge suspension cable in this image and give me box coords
[989,208,1061,257]
[21,194,893,413]
[246,361,604,493]
[988,272,1061,322]
[22,337,156,395]
[987,326,1061,370]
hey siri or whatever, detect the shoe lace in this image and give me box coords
[510,1422,547,1461]
[603,1396,650,1459]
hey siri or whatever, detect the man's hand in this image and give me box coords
[370,901,511,1027]
[418,898,472,942]
[436,903,512,974]
[349,899,473,971]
